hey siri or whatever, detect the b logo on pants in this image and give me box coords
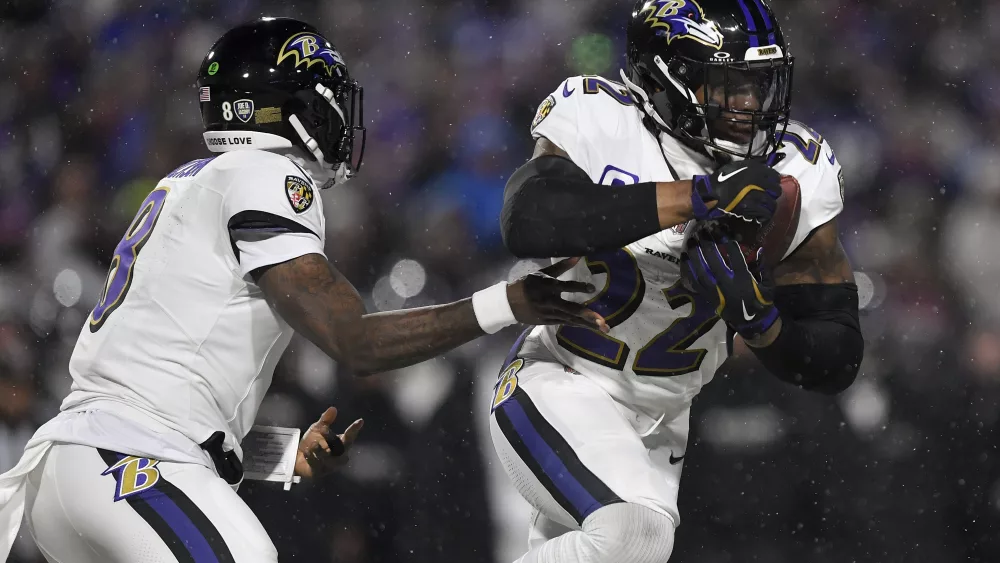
[492,359,524,413]
[102,456,161,502]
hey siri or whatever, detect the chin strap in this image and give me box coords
[620,68,669,130]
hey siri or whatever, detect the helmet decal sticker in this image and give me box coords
[639,0,725,50]
[276,32,346,77]
[233,99,254,123]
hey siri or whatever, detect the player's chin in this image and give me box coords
[711,125,753,146]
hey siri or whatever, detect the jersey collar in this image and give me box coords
[202,130,293,152]
[202,131,345,189]
[658,131,714,179]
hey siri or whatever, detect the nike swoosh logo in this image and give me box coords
[742,301,755,321]
[827,151,836,165]
[717,167,747,182]
[562,82,575,97]
[669,452,685,465]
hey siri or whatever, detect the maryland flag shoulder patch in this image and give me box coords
[531,95,556,131]
[285,175,314,213]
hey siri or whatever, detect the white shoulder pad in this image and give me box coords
[209,150,327,276]
[773,121,845,260]
[529,75,640,176]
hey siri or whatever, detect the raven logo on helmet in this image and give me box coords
[276,32,346,77]
[639,0,725,49]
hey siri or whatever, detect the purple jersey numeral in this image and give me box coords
[89,187,170,332]
[582,77,634,106]
[555,254,721,377]
[556,249,645,370]
[778,121,824,164]
[632,280,721,377]
[166,157,215,179]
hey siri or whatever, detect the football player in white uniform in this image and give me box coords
[0,18,607,563]
[490,1,864,561]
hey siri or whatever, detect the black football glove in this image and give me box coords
[682,235,779,339]
[690,159,782,224]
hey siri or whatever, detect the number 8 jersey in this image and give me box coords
[59,149,327,462]
[521,75,845,422]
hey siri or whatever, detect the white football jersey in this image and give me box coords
[521,75,845,421]
[58,149,326,460]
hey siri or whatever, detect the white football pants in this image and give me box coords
[23,443,277,563]
[489,356,684,562]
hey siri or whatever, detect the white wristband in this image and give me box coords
[472,282,517,334]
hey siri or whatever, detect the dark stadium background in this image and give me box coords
[1,0,998,561]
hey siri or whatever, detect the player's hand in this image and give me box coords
[507,258,609,333]
[691,159,781,223]
[294,407,364,479]
[681,234,778,339]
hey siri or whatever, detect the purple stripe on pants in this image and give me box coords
[501,398,604,520]
[139,487,221,563]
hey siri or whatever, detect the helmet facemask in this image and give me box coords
[288,79,366,186]
[626,52,793,161]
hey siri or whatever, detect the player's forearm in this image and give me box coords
[256,254,486,376]
[655,180,697,230]
[501,155,693,258]
[350,300,484,374]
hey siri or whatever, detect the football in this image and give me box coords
[756,174,802,267]
[689,174,802,269]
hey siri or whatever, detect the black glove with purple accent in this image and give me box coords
[681,234,779,339]
[690,159,782,223]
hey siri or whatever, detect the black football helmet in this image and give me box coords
[196,17,365,184]
[623,0,793,160]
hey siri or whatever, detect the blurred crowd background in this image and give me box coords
[1,0,998,561]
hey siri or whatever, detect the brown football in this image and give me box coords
[698,174,802,270]
[757,174,802,267]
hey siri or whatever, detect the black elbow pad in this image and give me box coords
[501,155,591,252]
[751,283,864,394]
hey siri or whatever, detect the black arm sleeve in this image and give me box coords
[500,155,663,258]
[748,283,864,394]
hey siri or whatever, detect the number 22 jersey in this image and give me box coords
[521,75,845,422]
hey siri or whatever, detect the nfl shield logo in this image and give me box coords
[234,99,254,123]
[285,176,314,214]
